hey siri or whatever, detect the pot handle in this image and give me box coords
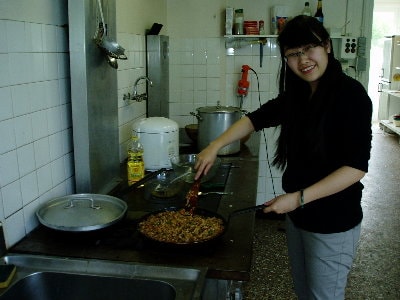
[190,111,202,121]
[64,197,102,210]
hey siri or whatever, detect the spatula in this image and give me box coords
[183,176,202,215]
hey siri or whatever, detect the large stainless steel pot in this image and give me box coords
[193,105,242,155]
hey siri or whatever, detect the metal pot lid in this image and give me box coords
[36,194,127,232]
[196,105,241,114]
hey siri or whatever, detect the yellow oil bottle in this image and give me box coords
[127,136,145,185]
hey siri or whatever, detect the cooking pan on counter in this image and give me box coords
[136,204,266,249]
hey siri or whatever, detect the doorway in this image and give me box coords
[368,0,400,122]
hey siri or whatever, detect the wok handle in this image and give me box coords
[229,204,266,218]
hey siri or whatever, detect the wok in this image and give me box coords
[137,204,266,249]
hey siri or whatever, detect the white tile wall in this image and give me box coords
[116,33,147,162]
[168,36,284,204]
[0,18,73,248]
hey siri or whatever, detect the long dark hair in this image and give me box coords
[273,15,343,169]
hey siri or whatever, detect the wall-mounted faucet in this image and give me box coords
[123,76,153,102]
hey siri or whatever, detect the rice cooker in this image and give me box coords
[132,117,179,171]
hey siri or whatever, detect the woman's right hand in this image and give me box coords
[194,144,219,180]
[194,116,255,180]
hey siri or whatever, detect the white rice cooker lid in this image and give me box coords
[133,117,178,134]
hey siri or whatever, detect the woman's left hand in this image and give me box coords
[262,192,300,214]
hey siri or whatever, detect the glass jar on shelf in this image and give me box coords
[234,9,244,35]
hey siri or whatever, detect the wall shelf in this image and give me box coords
[224,35,277,50]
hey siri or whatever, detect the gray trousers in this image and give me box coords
[286,216,361,300]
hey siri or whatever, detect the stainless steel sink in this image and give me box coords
[1,272,176,300]
[0,254,207,300]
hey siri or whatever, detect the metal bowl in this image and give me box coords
[146,171,185,198]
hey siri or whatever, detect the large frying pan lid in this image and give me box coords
[36,194,127,232]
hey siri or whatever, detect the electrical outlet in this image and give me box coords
[340,37,358,59]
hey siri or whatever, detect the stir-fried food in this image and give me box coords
[138,210,225,244]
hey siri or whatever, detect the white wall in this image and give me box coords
[116,0,166,35]
[115,0,168,161]
[0,0,73,248]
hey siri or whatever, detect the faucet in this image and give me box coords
[133,76,153,97]
[123,76,153,102]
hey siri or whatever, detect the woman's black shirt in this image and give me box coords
[247,72,372,233]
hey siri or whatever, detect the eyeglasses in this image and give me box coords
[284,42,324,62]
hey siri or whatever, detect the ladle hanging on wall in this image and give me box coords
[94,0,127,67]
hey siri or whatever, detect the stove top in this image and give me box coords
[28,163,232,254]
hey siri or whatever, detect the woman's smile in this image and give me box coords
[301,64,316,74]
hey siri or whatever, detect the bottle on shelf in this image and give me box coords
[127,135,145,185]
[314,0,324,23]
[259,20,265,35]
[271,17,277,35]
[234,9,244,35]
[301,2,312,16]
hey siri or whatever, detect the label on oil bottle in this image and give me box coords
[127,160,144,185]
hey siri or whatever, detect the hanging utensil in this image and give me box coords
[105,54,118,69]
[94,0,127,60]
[259,38,266,68]
[93,19,105,43]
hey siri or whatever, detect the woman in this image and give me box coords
[195,16,372,299]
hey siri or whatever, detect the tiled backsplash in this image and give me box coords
[115,33,147,162]
[0,19,73,247]
[168,37,284,203]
